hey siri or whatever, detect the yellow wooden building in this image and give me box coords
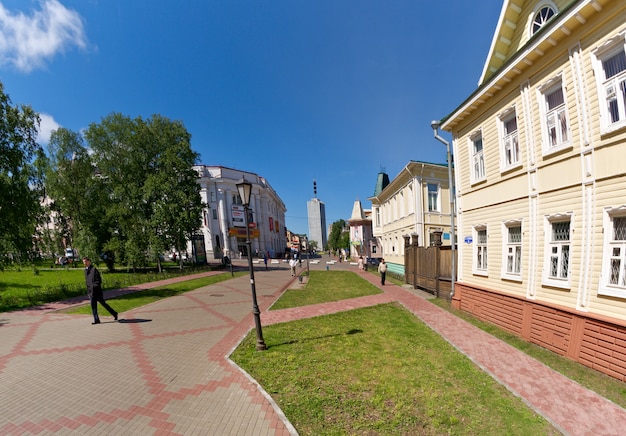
[369,161,454,276]
[439,0,626,380]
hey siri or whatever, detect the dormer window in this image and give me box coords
[532,5,556,35]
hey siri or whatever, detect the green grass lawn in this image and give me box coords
[8,263,626,432]
[231,303,558,435]
[0,263,221,312]
[66,271,248,315]
[270,270,382,310]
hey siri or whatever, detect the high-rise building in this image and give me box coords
[307,180,327,251]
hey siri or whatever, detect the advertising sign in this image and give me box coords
[232,205,256,228]
[232,205,245,228]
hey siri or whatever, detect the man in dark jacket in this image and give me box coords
[83,257,118,324]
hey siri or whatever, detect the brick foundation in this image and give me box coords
[455,282,626,381]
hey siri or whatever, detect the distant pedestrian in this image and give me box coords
[263,252,268,270]
[357,256,364,272]
[378,259,387,285]
[83,257,118,325]
[289,258,298,276]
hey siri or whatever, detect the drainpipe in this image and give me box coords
[431,120,455,299]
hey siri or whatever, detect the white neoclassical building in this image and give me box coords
[191,165,287,261]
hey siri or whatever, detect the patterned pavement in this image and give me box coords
[1,259,626,435]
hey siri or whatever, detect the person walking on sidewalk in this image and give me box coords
[378,258,387,285]
[289,257,298,276]
[83,257,118,325]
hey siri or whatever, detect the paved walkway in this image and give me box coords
[1,259,625,435]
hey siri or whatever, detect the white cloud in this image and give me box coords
[0,0,87,73]
[37,112,61,144]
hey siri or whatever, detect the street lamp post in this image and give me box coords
[431,120,456,299]
[236,177,267,351]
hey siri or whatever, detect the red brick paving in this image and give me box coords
[1,259,625,435]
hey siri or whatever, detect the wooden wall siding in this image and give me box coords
[455,283,626,382]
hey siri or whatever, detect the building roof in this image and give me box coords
[373,172,390,197]
[350,199,365,220]
[442,0,602,131]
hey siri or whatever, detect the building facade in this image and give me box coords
[440,0,626,380]
[192,165,286,260]
[348,199,373,260]
[307,197,327,251]
[369,161,454,276]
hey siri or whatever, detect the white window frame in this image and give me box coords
[537,75,571,155]
[599,206,626,299]
[498,107,522,172]
[530,1,558,36]
[501,221,523,281]
[592,31,626,134]
[473,225,488,276]
[542,214,572,289]
[427,183,440,212]
[469,130,486,184]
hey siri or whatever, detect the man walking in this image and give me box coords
[378,258,387,286]
[83,257,118,324]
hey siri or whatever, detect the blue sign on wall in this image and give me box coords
[464,236,473,244]
[443,233,450,240]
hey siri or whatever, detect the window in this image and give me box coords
[474,227,488,274]
[503,223,522,279]
[500,111,520,169]
[609,217,626,286]
[212,209,217,220]
[427,183,439,212]
[600,212,626,298]
[603,50,626,125]
[543,84,569,149]
[543,217,571,287]
[375,207,380,226]
[593,35,626,132]
[531,5,556,35]
[470,133,485,182]
[429,232,437,247]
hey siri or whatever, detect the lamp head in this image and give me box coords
[236,177,252,207]
[430,120,440,131]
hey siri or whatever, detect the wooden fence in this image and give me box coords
[403,232,455,300]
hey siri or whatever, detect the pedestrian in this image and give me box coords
[83,257,118,325]
[263,252,268,270]
[289,257,298,276]
[357,256,364,272]
[378,258,387,285]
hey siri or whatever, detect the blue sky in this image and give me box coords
[0,0,502,235]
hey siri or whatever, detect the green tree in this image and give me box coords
[85,113,203,271]
[327,219,346,253]
[45,113,203,272]
[0,82,43,264]
[45,128,113,265]
[140,114,204,271]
